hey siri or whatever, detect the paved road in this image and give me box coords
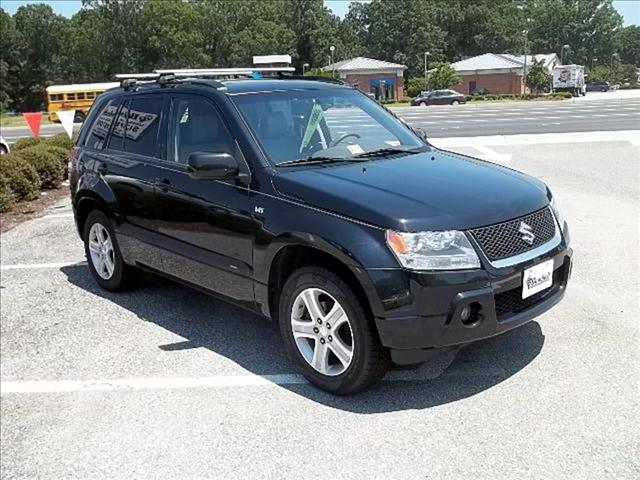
[0,123,82,144]
[1,131,638,479]
[391,97,640,138]
[2,95,639,144]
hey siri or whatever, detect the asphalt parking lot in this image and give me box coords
[1,132,639,479]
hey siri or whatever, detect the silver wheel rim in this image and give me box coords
[88,223,115,280]
[291,288,354,377]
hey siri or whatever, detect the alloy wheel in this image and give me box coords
[88,223,115,280]
[290,287,354,376]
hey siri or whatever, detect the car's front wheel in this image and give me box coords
[83,210,138,291]
[279,267,390,394]
[419,101,427,107]
[451,100,460,105]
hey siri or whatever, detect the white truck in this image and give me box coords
[553,64,586,97]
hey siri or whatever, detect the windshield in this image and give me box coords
[231,88,425,165]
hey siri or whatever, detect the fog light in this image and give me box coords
[461,302,482,327]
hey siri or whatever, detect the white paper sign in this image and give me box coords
[57,110,76,139]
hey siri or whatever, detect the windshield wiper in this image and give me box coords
[276,156,367,167]
[353,147,421,158]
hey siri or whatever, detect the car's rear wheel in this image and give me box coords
[0,145,7,155]
[451,100,460,105]
[419,101,427,107]
[279,267,390,394]
[600,87,606,92]
[83,210,138,291]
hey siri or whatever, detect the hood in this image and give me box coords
[272,150,550,232]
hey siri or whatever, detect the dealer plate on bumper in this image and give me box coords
[522,259,554,299]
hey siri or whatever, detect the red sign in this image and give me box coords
[23,112,43,138]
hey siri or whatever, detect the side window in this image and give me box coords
[168,96,234,164]
[83,98,119,149]
[107,99,129,152]
[87,92,95,99]
[123,96,164,157]
[67,93,76,100]
[77,92,86,100]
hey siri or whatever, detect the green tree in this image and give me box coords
[12,4,68,110]
[406,77,428,97]
[527,0,622,67]
[0,8,25,111]
[139,0,209,70]
[526,59,551,92]
[616,26,640,66]
[80,0,144,76]
[349,0,448,75]
[588,64,611,81]
[427,62,460,90]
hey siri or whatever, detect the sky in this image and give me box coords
[2,0,639,25]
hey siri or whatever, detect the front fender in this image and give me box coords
[252,192,401,318]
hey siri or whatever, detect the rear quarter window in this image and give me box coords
[83,98,119,149]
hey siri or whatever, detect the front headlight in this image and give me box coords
[386,230,481,270]
[550,196,565,228]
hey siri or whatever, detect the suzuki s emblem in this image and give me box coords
[518,221,535,245]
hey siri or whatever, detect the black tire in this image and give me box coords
[83,210,138,291]
[600,87,606,92]
[451,100,460,105]
[419,101,427,107]
[74,111,86,123]
[0,145,7,155]
[278,266,390,395]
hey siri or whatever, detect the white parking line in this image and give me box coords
[1,261,86,271]
[41,213,74,219]
[0,363,455,394]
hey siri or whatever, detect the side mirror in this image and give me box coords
[187,152,238,180]
[413,127,428,143]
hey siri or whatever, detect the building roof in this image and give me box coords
[451,53,558,72]
[323,57,406,72]
[500,53,559,68]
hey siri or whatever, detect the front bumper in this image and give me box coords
[371,246,573,365]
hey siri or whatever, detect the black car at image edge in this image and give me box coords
[69,76,572,394]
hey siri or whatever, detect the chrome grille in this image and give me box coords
[470,207,556,261]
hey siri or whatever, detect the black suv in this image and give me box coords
[70,77,572,394]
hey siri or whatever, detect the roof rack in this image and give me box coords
[276,73,345,85]
[114,66,339,90]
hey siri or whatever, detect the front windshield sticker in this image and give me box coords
[347,144,364,155]
[300,102,324,152]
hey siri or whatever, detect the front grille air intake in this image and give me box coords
[470,207,556,261]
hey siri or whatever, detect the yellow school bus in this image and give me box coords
[46,82,119,123]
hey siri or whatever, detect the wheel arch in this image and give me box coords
[74,190,114,240]
[264,242,382,327]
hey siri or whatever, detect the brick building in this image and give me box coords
[451,53,559,95]
[323,57,406,101]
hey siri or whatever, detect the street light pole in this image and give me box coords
[522,30,529,92]
[330,46,335,78]
[424,51,430,87]
[561,44,570,65]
